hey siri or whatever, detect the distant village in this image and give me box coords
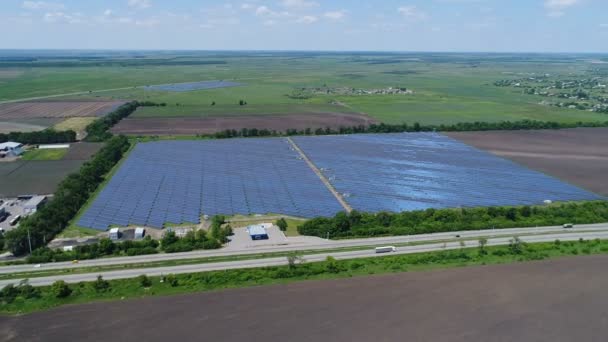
[287,86,414,99]
[494,74,608,113]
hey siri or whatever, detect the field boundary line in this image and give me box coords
[286,137,352,213]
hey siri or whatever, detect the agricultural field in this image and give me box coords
[0,142,102,197]
[447,127,608,196]
[0,101,124,119]
[4,255,608,341]
[2,52,608,133]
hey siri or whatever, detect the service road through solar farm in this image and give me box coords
[77,132,603,230]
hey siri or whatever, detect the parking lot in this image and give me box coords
[0,198,27,232]
[226,225,289,250]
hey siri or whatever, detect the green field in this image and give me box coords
[1,52,607,125]
[21,148,68,161]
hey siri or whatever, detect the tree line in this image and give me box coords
[85,101,140,142]
[3,135,131,255]
[26,230,224,263]
[0,129,76,145]
[298,202,608,239]
[206,119,608,139]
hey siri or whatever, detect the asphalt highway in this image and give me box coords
[2,229,607,288]
[2,223,607,275]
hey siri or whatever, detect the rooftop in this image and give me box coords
[0,142,22,150]
[247,224,269,236]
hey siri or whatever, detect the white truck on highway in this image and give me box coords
[375,246,397,254]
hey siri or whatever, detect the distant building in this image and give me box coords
[247,223,271,240]
[23,195,47,215]
[109,228,120,240]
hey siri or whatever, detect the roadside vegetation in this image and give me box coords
[298,202,608,239]
[2,238,608,315]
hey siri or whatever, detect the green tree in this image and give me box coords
[51,280,72,298]
[276,218,288,232]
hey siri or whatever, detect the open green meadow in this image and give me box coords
[1,52,607,125]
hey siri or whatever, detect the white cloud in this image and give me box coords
[255,6,289,18]
[22,1,65,11]
[324,10,346,20]
[544,0,581,17]
[296,15,318,24]
[280,0,319,9]
[397,6,427,20]
[128,0,151,10]
[103,9,113,16]
[43,11,83,24]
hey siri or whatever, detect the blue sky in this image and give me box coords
[1,0,607,52]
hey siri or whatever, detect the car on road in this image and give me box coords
[563,223,574,228]
[375,246,397,254]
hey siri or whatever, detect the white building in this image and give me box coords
[0,141,24,157]
[109,228,120,240]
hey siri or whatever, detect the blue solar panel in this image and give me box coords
[78,138,344,230]
[292,133,603,213]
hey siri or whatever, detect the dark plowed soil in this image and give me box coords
[446,128,608,196]
[111,112,378,135]
[3,255,608,342]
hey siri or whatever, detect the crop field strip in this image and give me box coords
[77,133,604,231]
[0,101,125,119]
[77,139,344,230]
[291,133,604,212]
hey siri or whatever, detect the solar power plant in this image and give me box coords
[143,80,242,92]
[77,139,343,230]
[293,133,604,213]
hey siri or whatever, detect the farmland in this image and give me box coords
[0,143,102,197]
[447,127,608,196]
[2,52,608,133]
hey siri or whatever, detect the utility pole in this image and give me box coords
[27,226,33,254]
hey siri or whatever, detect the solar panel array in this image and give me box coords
[293,133,603,213]
[78,139,344,230]
[143,80,242,92]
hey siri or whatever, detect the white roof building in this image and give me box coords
[0,142,23,151]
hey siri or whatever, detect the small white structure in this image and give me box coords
[109,228,120,240]
[63,245,74,252]
[38,144,70,149]
[134,227,145,239]
[24,195,47,214]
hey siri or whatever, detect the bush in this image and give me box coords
[138,275,152,288]
[51,280,72,298]
[92,275,110,292]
